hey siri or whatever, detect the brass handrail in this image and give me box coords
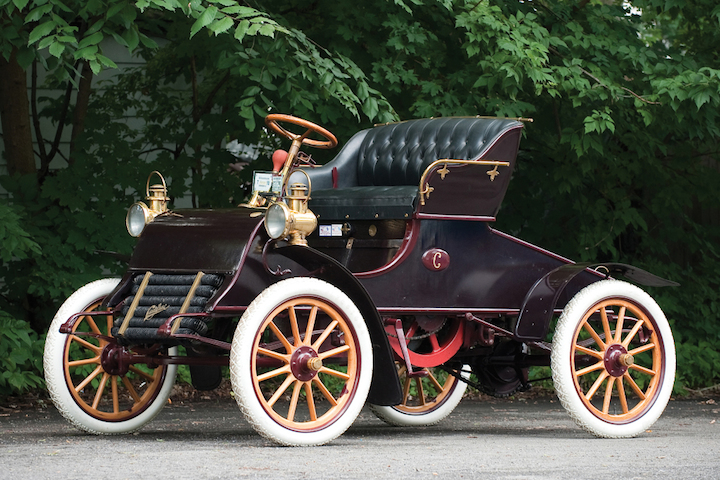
[418,159,511,205]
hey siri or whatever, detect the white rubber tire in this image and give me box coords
[44,278,177,435]
[369,365,469,427]
[551,279,675,438]
[230,277,372,446]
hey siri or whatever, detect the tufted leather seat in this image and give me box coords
[303,117,523,220]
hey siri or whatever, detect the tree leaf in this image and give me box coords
[28,20,56,45]
[48,40,65,57]
[209,16,233,36]
[190,5,218,38]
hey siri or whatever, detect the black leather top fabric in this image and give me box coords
[356,117,522,186]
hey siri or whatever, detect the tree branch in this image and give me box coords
[31,60,49,168]
[548,46,661,105]
[576,65,662,106]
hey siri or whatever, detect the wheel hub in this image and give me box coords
[100,343,131,376]
[603,343,633,377]
[290,345,322,381]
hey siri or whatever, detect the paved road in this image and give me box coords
[1,396,719,479]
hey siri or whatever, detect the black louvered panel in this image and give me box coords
[112,273,223,344]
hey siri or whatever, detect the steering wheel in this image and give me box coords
[265,114,338,149]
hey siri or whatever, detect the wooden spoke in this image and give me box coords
[629,363,656,376]
[582,320,606,350]
[268,320,294,353]
[288,306,301,347]
[622,319,645,348]
[628,342,656,356]
[602,377,615,414]
[121,375,141,403]
[68,356,101,367]
[74,365,104,392]
[623,372,646,400]
[129,365,156,382]
[111,377,119,414]
[304,306,318,346]
[91,372,110,409]
[267,375,295,407]
[576,361,606,377]
[312,377,338,406]
[415,377,426,405]
[287,380,302,422]
[426,369,444,392]
[601,308,612,345]
[71,335,102,354]
[257,365,291,382]
[319,366,350,380]
[402,376,412,405]
[257,347,290,363]
[312,320,339,351]
[304,382,317,421]
[614,306,626,343]
[84,315,103,335]
[585,370,609,401]
[575,344,604,359]
[617,377,629,414]
[318,345,350,360]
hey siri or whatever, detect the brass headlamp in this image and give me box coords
[264,172,317,246]
[126,171,170,237]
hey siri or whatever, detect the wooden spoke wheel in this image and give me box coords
[230,278,372,446]
[551,280,675,438]
[44,279,177,434]
[370,363,468,427]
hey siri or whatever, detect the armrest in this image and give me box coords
[291,129,369,191]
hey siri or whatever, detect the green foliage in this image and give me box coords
[0,312,44,396]
[0,201,40,262]
[1,0,720,394]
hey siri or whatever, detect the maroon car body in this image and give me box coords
[45,114,677,446]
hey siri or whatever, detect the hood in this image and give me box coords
[129,208,265,274]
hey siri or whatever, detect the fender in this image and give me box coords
[275,244,403,406]
[514,262,679,341]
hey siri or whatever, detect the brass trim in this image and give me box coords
[420,183,435,203]
[418,159,511,205]
[486,165,500,181]
[170,272,205,335]
[118,272,153,336]
[437,164,450,180]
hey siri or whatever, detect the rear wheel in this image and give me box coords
[370,363,468,426]
[551,280,675,438]
[230,278,372,446]
[44,278,177,434]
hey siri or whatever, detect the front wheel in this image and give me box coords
[230,278,372,446]
[551,280,675,438]
[44,278,177,434]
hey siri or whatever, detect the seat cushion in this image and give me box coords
[310,186,418,220]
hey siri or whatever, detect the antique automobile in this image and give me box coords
[44,114,677,446]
